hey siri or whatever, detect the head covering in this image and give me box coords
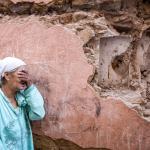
[0,57,26,83]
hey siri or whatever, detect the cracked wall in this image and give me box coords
[0,0,150,150]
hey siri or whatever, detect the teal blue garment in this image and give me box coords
[0,85,45,150]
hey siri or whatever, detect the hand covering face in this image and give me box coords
[0,57,26,83]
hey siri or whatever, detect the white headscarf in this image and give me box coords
[0,57,26,83]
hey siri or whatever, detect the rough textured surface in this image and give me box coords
[0,0,150,149]
[0,0,128,15]
[0,19,150,150]
[11,0,52,3]
[99,35,132,87]
[33,134,110,150]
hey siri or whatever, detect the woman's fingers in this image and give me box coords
[17,71,29,77]
[17,71,29,81]
[17,70,32,87]
[18,77,28,81]
[17,71,28,75]
[17,74,28,79]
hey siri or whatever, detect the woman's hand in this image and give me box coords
[17,69,32,88]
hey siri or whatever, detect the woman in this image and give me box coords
[0,57,45,150]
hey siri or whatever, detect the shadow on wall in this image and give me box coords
[34,134,111,150]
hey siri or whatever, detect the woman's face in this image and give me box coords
[6,66,27,91]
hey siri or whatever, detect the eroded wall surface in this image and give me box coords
[0,0,150,150]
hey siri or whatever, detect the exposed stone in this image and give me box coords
[143,109,150,117]
[72,0,90,6]
[34,134,110,150]
[131,104,143,115]
[71,0,122,11]
[0,18,150,150]
[10,2,33,14]
[0,0,134,15]
[98,31,150,110]
[99,35,132,87]
[77,27,95,45]
[11,0,53,4]
[101,89,147,105]
[145,102,150,109]
[72,11,88,22]
[34,134,59,150]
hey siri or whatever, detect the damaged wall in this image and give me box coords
[0,0,150,150]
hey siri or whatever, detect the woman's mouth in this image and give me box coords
[19,81,27,89]
[20,81,26,85]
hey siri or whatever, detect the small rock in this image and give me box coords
[72,0,89,6]
[72,11,88,22]
[83,47,94,54]
[58,13,73,24]
[132,104,143,112]
[78,27,95,45]
[11,0,53,4]
[145,116,150,122]
[10,2,32,14]
[145,102,150,109]
[143,109,150,116]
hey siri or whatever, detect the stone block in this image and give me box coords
[99,35,131,87]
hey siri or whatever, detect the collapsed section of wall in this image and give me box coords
[0,0,150,149]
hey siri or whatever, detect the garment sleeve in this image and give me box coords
[0,109,5,149]
[0,139,5,150]
[23,84,45,120]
